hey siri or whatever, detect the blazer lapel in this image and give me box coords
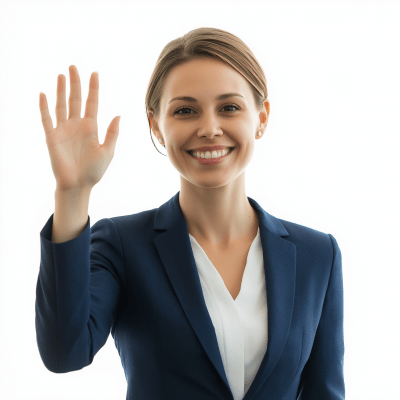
[153,191,297,397]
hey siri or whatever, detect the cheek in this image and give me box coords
[164,130,188,149]
[165,149,189,173]
[236,137,256,153]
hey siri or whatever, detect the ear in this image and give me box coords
[258,99,270,127]
[148,110,163,143]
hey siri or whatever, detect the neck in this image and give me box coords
[179,172,259,247]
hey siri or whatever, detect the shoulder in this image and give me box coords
[91,208,158,242]
[108,207,158,228]
[277,217,336,265]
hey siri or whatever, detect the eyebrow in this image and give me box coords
[168,93,244,104]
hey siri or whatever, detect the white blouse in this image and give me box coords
[188,226,268,400]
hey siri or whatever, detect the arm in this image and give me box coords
[35,212,124,373]
[299,233,345,399]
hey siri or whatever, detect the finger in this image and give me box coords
[39,92,54,135]
[102,116,121,156]
[68,65,82,119]
[84,72,99,120]
[55,74,67,124]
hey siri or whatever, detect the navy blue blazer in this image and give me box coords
[36,191,345,399]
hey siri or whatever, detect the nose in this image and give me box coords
[196,118,224,140]
[197,130,223,140]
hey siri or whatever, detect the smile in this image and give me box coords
[187,147,235,164]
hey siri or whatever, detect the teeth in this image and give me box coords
[190,148,232,159]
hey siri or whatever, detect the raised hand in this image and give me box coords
[39,65,121,191]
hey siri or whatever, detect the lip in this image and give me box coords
[187,147,235,164]
[187,146,234,152]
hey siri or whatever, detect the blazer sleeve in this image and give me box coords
[35,214,125,373]
[299,233,345,399]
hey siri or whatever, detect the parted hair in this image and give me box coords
[145,27,269,156]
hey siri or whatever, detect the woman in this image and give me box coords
[36,27,345,399]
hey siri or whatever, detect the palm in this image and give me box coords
[39,65,120,191]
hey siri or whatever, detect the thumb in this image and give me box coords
[102,116,121,155]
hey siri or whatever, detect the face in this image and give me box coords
[149,57,269,189]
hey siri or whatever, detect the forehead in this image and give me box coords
[162,58,252,104]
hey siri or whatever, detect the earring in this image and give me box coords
[257,131,262,136]
[158,138,163,144]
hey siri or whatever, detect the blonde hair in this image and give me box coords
[145,27,269,156]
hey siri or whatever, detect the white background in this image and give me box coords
[0,0,399,399]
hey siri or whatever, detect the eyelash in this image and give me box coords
[174,104,240,116]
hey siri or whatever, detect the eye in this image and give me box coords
[174,104,240,116]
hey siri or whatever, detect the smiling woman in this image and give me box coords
[36,26,345,400]
[145,28,269,156]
